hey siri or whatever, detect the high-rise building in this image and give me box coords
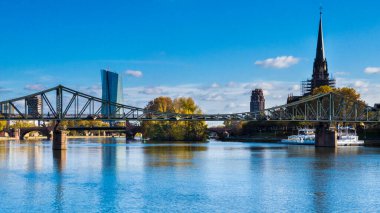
[26,96,42,117]
[250,89,265,113]
[101,69,124,117]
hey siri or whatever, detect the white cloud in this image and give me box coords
[353,80,369,89]
[211,83,219,88]
[125,70,143,78]
[364,67,380,74]
[117,81,302,114]
[336,78,380,105]
[80,84,102,97]
[255,56,300,69]
[291,84,300,91]
[139,87,165,95]
[67,77,379,115]
[334,71,350,76]
[24,84,46,91]
[0,87,12,94]
[203,93,224,101]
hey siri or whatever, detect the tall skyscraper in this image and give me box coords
[26,96,42,117]
[250,89,265,113]
[101,69,124,117]
[301,11,335,95]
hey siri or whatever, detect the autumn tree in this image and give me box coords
[10,121,36,129]
[57,120,109,136]
[0,120,6,131]
[311,85,334,95]
[311,85,368,124]
[224,120,244,136]
[142,96,207,141]
[312,86,361,101]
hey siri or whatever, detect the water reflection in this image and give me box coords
[52,150,66,211]
[1,140,380,212]
[143,143,208,167]
[100,138,118,212]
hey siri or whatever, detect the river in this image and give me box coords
[1,138,380,212]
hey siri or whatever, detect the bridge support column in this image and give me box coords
[125,130,134,141]
[53,130,68,150]
[47,131,53,140]
[12,129,20,140]
[315,123,337,147]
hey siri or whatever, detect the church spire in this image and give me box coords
[315,9,325,61]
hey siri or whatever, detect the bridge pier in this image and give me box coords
[53,130,68,150]
[47,131,53,140]
[125,129,134,141]
[315,123,337,147]
[12,129,20,140]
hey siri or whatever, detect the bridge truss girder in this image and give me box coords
[0,85,379,123]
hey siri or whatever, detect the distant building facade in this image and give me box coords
[101,69,124,117]
[374,104,380,110]
[250,89,265,112]
[288,12,335,103]
[0,103,14,115]
[26,96,42,117]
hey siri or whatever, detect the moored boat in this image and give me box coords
[281,128,315,145]
[337,126,364,146]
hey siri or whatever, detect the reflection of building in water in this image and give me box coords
[27,143,44,172]
[0,142,9,161]
[100,138,118,209]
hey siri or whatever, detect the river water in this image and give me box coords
[1,138,380,212]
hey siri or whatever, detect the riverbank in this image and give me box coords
[363,140,380,147]
[220,136,283,143]
[220,137,380,147]
[0,135,124,141]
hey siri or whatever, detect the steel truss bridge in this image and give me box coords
[0,85,379,123]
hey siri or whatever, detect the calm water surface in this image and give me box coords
[1,138,380,212]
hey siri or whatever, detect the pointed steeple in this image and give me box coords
[315,10,325,61]
[306,9,335,95]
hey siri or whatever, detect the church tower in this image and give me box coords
[301,10,335,95]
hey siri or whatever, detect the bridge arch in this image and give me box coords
[19,127,52,140]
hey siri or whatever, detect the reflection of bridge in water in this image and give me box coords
[1,85,380,148]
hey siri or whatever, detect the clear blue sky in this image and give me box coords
[1,0,380,112]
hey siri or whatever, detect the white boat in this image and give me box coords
[281,128,315,145]
[337,126,364,146]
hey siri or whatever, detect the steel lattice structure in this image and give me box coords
[0,85,379,122]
